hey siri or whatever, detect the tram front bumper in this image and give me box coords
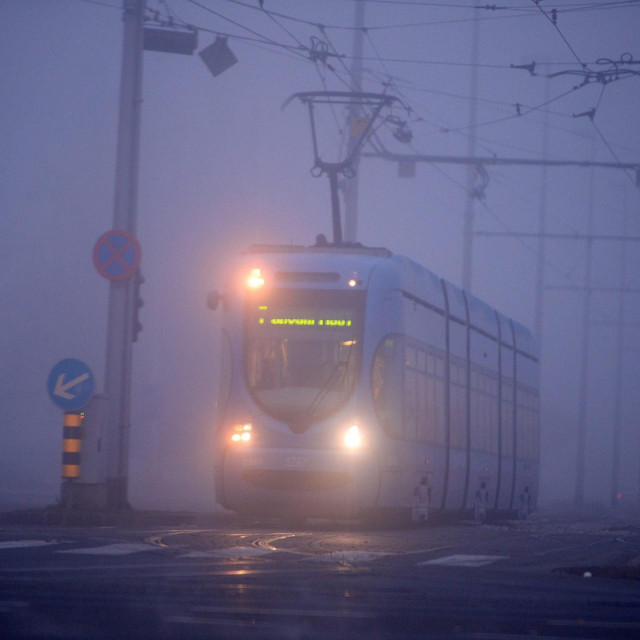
[221,447,380,518]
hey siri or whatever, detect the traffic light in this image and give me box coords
[133,269,144,343]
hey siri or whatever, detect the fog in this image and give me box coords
[1,0,639,512]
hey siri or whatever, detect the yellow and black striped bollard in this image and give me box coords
[62,411,84,479]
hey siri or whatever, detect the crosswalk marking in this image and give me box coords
[56,543,161,556]
[0,540,59,550]
[307,551,390,564]
[180,546,274,559]
[3,541,517,567]
[419,554,509,567]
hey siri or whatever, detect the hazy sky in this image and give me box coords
[2,0,639,510]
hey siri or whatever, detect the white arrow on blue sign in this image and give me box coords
[47,359,95,411]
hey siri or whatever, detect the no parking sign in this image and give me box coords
[93,230,141,281]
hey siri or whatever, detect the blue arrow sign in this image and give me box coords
[47,359,95,411]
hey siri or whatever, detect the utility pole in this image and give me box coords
[461,11,480,292]
[574,142,597,508]
[104,0,145,509]
[611,190,629,507]
[343,0,366,243]
[534,87,550,348]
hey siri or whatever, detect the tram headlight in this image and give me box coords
[343,424,362,449]
[231,423,253,444]
[247,268,265,288]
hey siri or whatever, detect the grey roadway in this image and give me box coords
[1,508,639,639]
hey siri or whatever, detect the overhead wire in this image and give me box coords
[223,0,640,32]
[158,0,189,23]
[220,0,552,32]
[258,2,308,50]
[415,85,581,136]
[521,6,640,191]
[343,5,639,285]
[338,0,640,10]
[183,0,311,62]
[86,0,638,302]
[529,0,591,71]
[590,119,639,187]
[176,0,639,167]
[72,0,121,9]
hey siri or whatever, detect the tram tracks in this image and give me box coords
[142,516,640,579]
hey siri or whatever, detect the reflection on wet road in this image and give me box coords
[1,511,639,639]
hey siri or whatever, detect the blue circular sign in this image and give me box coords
[47,358,95,411]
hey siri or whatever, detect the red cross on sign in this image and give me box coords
[93,230,142,281]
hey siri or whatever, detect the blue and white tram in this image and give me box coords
[211,242,539,521]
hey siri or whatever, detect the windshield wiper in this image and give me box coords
[292,340,356,430]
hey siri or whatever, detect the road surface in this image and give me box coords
[1,509,639,639]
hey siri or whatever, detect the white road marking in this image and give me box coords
[548,618,640,630]
[182,605,378,619]
[180,546,274,559]
[306,550,390,564]
[57,543,161,556]
[419,554,509,567]
[0,540,59,550]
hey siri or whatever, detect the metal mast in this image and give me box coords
[574,142,596,507]
[534,87,550,348]
[343,0,366,243]
[611,191,629,507]
[104,0,145,508]
[461,11,480,292]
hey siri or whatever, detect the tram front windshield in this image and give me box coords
[245,289,364,425]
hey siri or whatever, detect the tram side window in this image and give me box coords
[372,336,403,438]
[404,340,446,444]
[449,361,466,449]
[425,355,437,443]
[516,388,540,461]
[403,343,421,441]
[404,366,418,440]
[470,369,499,454]
[373,335,445,444]
[501,382,514,458]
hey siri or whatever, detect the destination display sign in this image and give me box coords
[258,316,353,327]
[246,289,365,336]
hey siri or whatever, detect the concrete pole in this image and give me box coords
[104,0,145,508]
[611,190,628,507]
[534,85,550,350]
[343,0,366,243]
[461,11,480,292]
[574,140,596,507]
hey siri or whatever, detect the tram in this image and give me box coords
[209,240,539,522]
